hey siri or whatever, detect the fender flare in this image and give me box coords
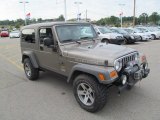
[67,64,116,84]
[22,51,39,68]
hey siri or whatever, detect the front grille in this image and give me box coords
[116,36,123,39]
[121,54,136,66]
[117,53,137,66]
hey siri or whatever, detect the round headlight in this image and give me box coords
[114,60,122,72]
[135,53,139,61]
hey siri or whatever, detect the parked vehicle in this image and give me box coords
[9,30,20,38]
[136,27,160,40]
[123,28,152,41]
[20,22,150,112]
[94,26,125,45]
[0,31,9,37]
[110,28,141,44]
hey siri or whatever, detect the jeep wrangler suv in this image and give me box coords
[20,22,150,112]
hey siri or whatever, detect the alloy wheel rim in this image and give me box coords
[24,63,31,77]
[77,83,95,106]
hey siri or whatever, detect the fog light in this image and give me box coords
[144,63,148,69]
[121,75,127,85]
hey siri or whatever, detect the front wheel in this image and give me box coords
[73,74,108,112]
[24,58,39,81]
[101,39,110,44]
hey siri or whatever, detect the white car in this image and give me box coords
[136,27,160,40]
[9,30,20,38]
[124,28,152,41]
[94,26,125,45]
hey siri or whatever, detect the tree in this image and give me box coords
[139,13,148,25]
[56,15,65,21]
[149,12,160,25]
[37,18,43,23]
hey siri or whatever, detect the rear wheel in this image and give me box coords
[121,38,127,45]
[24,58,39,81]
[151,34,156,40]
[73,74,108,112]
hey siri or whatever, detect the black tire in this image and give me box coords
[23,58,39,81]
[126,85,133,90]
[140,36,143,41]
[102,39,110,44]
[121,38,127,45]
[73,74,108,112]
[151,34,156,40]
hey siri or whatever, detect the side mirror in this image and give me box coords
[97,32,100,35]
[43,37,53,46]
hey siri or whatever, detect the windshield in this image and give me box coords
[123,29,133,34]
[11,31,20,33]
[56,24,97,43]
[98,27,112,34]
[116,29,128,34]
[134,28,143,33]
[147,27,159,32]
[137,28,149,32]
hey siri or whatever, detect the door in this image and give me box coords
[36,27,60,72]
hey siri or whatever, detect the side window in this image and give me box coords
[39,28,54,44]
[22,29,35,43]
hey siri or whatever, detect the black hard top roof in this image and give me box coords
[22,21,90,29]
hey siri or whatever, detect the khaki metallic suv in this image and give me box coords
[20,22,150,112]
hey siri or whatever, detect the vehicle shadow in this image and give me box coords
[35,71,146,117]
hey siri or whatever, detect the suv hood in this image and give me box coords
[62,41,137,66]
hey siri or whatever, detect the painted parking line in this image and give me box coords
[0,53,23,71]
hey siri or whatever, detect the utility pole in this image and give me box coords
[133,0,136,27]
[86,9,88,22]
[119,3,125,28]
[19,0,29,25]
[64,0,67,22]
[56,0,67,22]
[74,1,82,21]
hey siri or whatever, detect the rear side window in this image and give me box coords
[21,29,35,43]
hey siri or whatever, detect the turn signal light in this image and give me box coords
[98,73,105,81]
[110,71,118,78]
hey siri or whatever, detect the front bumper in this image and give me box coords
[142,36,152,41]
[117,63,150,91]
[109,38,125,45]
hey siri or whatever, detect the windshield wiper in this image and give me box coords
[62,39,74,43]
[80,36,97,42]
[80,36,92,39]
[62,39,81,44]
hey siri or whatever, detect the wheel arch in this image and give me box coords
[22,51,39,68]
[67,64,102,84]
[68,70,98,84]
[101,38,109,43]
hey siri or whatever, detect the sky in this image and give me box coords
[0,0,159,21]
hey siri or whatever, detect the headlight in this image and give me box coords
[114,60,122,72]
[131,36,134,39]
[135,53,139,61]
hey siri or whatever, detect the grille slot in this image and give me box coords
[121,54,136,66]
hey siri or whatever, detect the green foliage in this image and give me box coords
[55,15,65,21]
[149,12,159,24]
[96,12,160,26]
[0,13,159,27]
[138,13,148,25]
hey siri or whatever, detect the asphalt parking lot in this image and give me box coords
[0,37,160,120]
